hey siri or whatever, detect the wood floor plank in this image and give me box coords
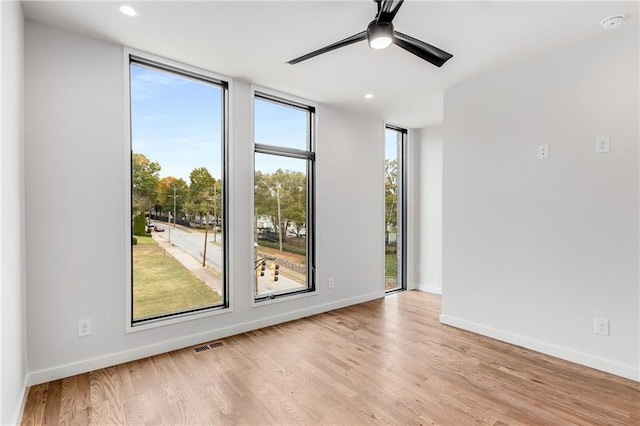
[21,291,640,425]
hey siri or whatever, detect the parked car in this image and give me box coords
[154,224,165,232]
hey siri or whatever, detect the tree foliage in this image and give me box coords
[385,158,398,232]
[158,176,188,218]
[185,167,220,221]
[132,153,161,214]
[255,169,306,241]
[132,153,223,225]
[133,211,147,237]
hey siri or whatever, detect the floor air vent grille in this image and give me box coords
[194,341,224,353]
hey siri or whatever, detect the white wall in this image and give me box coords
[414,126,443,294]
[440,26,639,380]
[24,21,386,384]
[405,128,421,290]
[1,1,28,424]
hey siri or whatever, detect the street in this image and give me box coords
[151,224,306,296]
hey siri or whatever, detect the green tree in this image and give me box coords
[255,171,276,220]
[255,169,306,250]
[187,167,218,224]
[132,152,161,215]
[158,176,188,220]
[133,211,147,237]
[385,158,398,237]
[273,169,306,230]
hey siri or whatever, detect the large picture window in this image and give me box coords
[129,55,228,325]
[253,92,315,301]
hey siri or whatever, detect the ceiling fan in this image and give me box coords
[287,0,453,67]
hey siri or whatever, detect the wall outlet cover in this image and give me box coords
[537,145,549,159]
[595,136,610,153]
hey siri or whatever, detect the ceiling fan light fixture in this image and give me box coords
[367,21,394,50]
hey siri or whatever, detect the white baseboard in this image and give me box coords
[418,283,441,294]
[13,376,29,426]
[439,314,639,382]
[27,291,383,386]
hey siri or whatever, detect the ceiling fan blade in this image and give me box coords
[393,31,453,67]
[378,0,404,23]
[287,31,367,64]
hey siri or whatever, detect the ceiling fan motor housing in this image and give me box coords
[367,21,394,49]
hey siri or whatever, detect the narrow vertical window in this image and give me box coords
[385,126,406,293]
[253,92,315,301]
[129,56,228,325]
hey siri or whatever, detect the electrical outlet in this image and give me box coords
[78,319,92,337]
[595,136,610,153]
[594,318,609,336]
[328,278,335,289]
[537,145,549,159]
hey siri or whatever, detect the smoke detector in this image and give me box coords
[600,15,625,30]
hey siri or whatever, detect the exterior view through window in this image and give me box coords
[129,57,228,324]
[254,93,315,301]
[385,126,406,292]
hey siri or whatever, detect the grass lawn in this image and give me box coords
[133,236,221,320]
[385,252,398,290]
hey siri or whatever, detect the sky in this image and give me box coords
[385,128,401,161]
[131,64,401,182]
[131,63,223,181]
[131,64,310,181]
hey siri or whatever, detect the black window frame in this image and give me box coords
[385,124,407,294]
[128,54,230,326]
[253,91,316,302]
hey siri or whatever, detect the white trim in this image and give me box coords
[122,47,234,332]
[250,287,318,308]
[251,84,319,111]
[418,284,442,294]
[439,314,640,382]
[27,291,383,386]
[127,304,234,333]
[123,46,133,334]
[13,376,29,426]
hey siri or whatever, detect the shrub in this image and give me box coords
[257,238,306,256]
[133,211,147,236]
[132,237,138,245]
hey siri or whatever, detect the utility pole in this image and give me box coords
[203,211,209,267]
[276,183,282,252]
[168,186,178,227]
[213,185,217,243]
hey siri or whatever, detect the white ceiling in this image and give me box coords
[22,0,638,128]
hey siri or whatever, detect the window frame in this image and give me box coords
[384,124,407,294]
[125,50,231,332]
[252,90,316,303]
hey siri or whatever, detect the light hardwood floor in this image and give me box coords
[22,291,639,425]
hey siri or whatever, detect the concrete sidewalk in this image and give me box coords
[152,233,223,295]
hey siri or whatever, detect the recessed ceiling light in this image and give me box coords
[364,93,374,99]
[119,5,138,17]
[600,15,625,30]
